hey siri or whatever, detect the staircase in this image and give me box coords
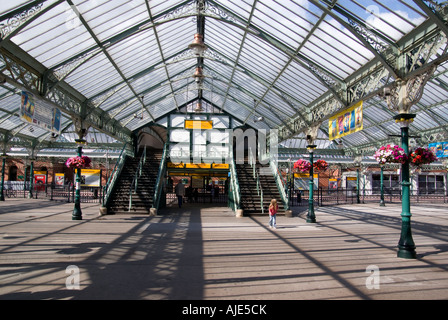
[236,163,285,215]
[108,149,163,214]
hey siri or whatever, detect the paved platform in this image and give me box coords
[0,198,447,300]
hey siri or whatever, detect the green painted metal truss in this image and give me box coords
[0,0,448,160]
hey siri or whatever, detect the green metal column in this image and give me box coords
[28,160,34,199]
[0,156,5,201]
[380,165,385,206]
[72,143,83,220]
[395,114,416,259]
[307,145,316,223]
[356,167,360,204]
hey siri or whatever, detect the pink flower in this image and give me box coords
[66,155,91,168]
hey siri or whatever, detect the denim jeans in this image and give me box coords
[177,195,183,208]
[269,214,276,228]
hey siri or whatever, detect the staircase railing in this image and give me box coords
[102,143,128,209]
[228,151,241,211]
[269,154,289,210]
[257,172,264,214]
[128,146,147,212]
[249,148,266,214]
[153,143,168,210]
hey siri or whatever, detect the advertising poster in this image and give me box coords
[34,171,47,191]
[20,91,61,134]
[55,173,65,186]
[80,169,101,187]
[329,101,363,140]
[428,141,448,158]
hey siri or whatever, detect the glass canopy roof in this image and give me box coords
[1,0,448,159]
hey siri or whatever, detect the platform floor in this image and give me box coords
[0,198,447,300]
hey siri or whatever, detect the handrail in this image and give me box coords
[229,151,241,210]
[269,157,289,210]
[102,143,128,207]
[153,143,168,209]
[256,171,264,214]
[128,145,146,212]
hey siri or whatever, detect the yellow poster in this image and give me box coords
[80,169,101,187]
[212,163,229,169]
[294,173,318,178]
[167,162,185,168]
[329,101,363,140]
[185,163,211,169]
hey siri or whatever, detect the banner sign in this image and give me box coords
[329,101,363,141]
[21,91,61,134]
[184,120,213,130]
[428,141,448,158]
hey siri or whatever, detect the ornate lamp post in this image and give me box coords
[379,164,385,206]
[0,154,6,201]
[353,156,361,204]
[380,69,436,259]
[306,144,317,223]
[72,138,86,220]
[356,166,361,204]
[28,158,34,199]
[395,113,417,259]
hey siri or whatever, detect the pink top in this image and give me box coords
[269,205,278,216]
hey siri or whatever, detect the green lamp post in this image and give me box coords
[306,144,317,223]
[356,166,361,204]
[0,155,6,201]
[28,159,34,199]
[72,139,86,220]
[394,113,417,259]
[379,164,385,206]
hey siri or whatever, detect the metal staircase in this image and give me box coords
[107,149,163,214]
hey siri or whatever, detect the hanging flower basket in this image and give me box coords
[313,159,328,171]
[293,159,311,173]
[65,155,91,169]
[409,147,437,167]
[373,144,408,165]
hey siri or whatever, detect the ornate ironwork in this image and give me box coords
[162,1,197,21]
[405,33,447,73]
[310,97,341,123]
[307,62,339,89]
[348,67,390,104]
[347,18,390,55]
[385,66,437,113]
[0,3,44,39]
[0,50,41,91]
[53,50,101,81]
[202,1,238,24]
[423,0,448,21]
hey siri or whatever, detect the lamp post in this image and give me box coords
[356,166,360,204]
[395,113,417,259]
[72,139,86,220]
[380,164,385,206]
[306,144,317,223]
[28,159,34,199]
[0,155,6,201]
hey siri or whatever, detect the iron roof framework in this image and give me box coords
[0,0,448,160]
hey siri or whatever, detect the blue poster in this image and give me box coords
[429,142,447,158]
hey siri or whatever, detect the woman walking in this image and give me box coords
[269,199,278,229]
